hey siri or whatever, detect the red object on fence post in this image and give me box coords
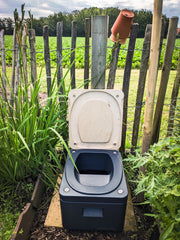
[110,9,134,44]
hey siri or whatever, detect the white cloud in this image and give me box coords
[0,0,179,27]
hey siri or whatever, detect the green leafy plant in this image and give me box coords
[126,134,180,240]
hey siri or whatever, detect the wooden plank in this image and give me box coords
[84,18,90,89]
[10,28,17,108]
[43,25,51,96]
[29,29,37,85]
[167,50,180,136]
[31,173,46,209]
[44,177,137,234]
[0,29,7,100]
[57,22,63,94]
[11,174,46,240]
[107,44,121,89]
[10,203,36,240]
[120,23,139,155]
[91,16,109,89]
[131,24,152,152]
[44,177,62,227]
[151,17,178,144]
[141,0,163,156]
[71,21,77,89]
[22,26,28,86]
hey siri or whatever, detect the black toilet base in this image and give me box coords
[59,149,128,231]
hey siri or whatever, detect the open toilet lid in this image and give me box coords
[68,89,124,150]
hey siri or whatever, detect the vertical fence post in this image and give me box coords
[151,17,178,144]
[120,23,139,155]
[29,29,37,85]
[57,22,63,94]
[167,50,180,136]
[0,29,6,100]
[43,25,51,96]
[71,21,77,89]
[141,0,163,156]
[10,28,17,108]
[131,24,152,152]
[91,16,109,89]
[84,18,90,89]
[15,42,20,99]
[107,44,121,89]
[22,26,28,86]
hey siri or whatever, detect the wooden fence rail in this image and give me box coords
[0,16,179,154]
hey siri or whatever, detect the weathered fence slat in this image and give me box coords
[57,22,63,94]
[151,17,178,144]
[131,24,152,152]
[107,44,121,89]
[91,16,109,89]
[15,45,20,99]
[84,18,90,89]
[43,25,52,96]
[10,28,17,108]
[71,21,77,89]
[158,18,166,66]
[167,50,180,136]
[29,29,37,85]
[22,27,28,86]
[120,23,139,155]
[141,0,163,155]
[0,29,7,100]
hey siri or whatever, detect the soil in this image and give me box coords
[29,185,160,240]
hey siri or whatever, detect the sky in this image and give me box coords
[0,0,180,27]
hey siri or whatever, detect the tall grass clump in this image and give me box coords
[0,5,70,191]
[0,72,69,190]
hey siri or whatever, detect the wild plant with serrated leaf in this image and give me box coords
[126,134,180,240]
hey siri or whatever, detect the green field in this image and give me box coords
[2,36,180,69]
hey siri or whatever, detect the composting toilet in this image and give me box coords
[59,89,128,231]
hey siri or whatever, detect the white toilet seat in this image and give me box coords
[68,89,124,150]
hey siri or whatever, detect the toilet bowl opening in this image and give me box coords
[74,152,113,187]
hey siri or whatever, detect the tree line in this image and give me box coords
[0,7,169,38]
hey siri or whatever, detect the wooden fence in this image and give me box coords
[0,16,180,155]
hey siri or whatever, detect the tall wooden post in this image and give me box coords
[131,24,152,152]
[29,29,37,85]
[22,27,28,86]
[0,29,6,100]
[43,25,51,96]
[120,23,139,155]
[141,0,163,156]
[10,28,17,108]
[151,17,178,144]
[84,18,90,89]
[167,50,180,136]
[57,22,63,93]
[91,16,109,89]
[71,21,77,89]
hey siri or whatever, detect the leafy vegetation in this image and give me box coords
[125,107,180,240]
[0,10,72,236]
[2,35,180,70]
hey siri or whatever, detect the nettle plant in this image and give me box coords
[127,132,180,240]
